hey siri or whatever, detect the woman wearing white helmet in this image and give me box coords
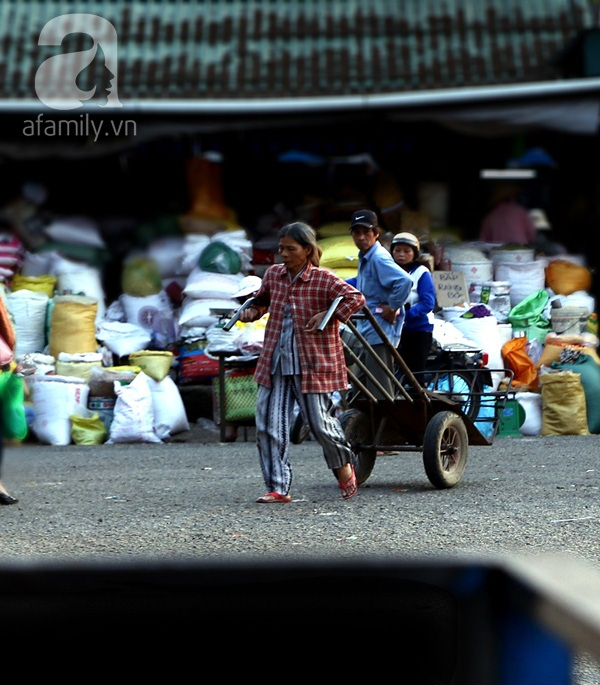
[390,232,436,374]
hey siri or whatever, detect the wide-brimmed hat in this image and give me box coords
[529,208,551,230]
[233,275,262,299]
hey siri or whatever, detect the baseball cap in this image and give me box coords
[349,209,379,231]
[233,275,262,299]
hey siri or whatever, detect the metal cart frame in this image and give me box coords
[329,304,514,489]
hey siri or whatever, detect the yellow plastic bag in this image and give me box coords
[70,412,108,445]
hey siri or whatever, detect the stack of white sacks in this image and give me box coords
[5,221,256,446]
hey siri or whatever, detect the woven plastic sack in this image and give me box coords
[319,235,359,270]
[128,350,173,382]
[11,274,56,297]
[31,376,89,445]
[107,371,162,444]
[540,371,589,436]
[48,295,98,360]
[550,355,600,433]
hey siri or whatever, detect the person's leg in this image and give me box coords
[294,382,357,498]
[364,343,394,398]
[255,370,295,500]
[399,331,432,374]
[0,401,17,505]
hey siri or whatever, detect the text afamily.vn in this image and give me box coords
[23,113,137,142]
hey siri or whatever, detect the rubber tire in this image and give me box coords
[290,412,311,444]
[339,409,376,485]
[422,411,468,489]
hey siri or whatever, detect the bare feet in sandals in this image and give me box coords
[337,464,358,500]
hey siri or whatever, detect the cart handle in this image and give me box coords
[222,297,257,332]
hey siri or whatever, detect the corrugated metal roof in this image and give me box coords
[0,0,595,108]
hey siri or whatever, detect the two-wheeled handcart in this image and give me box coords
[327,303,514,489]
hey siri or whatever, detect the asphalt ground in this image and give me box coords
[0,426,599,682]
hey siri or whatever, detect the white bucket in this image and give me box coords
[451,260,494,289]
[494,261,546,308]
[490,248,535,269]
[550,307,588,335]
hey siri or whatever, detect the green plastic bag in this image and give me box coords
[508,290,550,329]
[0,372,28,441]
[70,412,108,445]
[199,242,242,274]
[508,290,551,343]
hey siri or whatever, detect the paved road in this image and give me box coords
[1,427,598,565]
[1,426,599,683]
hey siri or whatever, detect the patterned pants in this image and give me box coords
[255,369,354,496]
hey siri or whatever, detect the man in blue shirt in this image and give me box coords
[349,209,412,399]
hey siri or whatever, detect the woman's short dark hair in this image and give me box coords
[278,222,322,266]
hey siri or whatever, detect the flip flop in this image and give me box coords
[256,491,292,503]
[339,466,358,500]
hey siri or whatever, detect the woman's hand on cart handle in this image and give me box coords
[238,306,258,323]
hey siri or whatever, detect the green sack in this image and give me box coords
[0,372,28,441]
[199,242,242,274]
[70,412,108,445]
[508,290,550,330]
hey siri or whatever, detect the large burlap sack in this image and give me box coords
[539,371,589,436]
[550,355,600,433]
[11,274,56,297]
[56,352,104,381]
[48,295,98,360]
[319,235,359,270]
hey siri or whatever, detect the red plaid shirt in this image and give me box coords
[251,263,365,393]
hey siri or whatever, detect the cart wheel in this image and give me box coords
[422,411,468,489]
[442,371,483,421]
[290,412,311,444]
[339,409,376,485]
